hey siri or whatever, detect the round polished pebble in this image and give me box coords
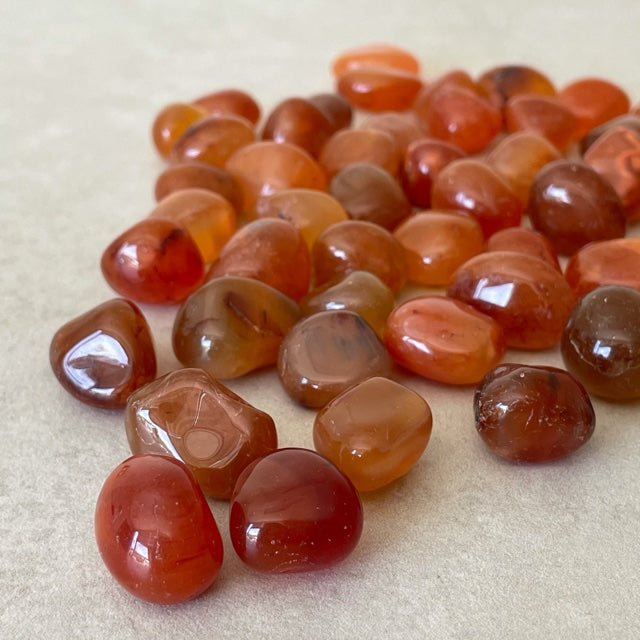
[474,364,595,462]
[308,93,353,131]
[151,102,208,158]
[278,310,392,408]
[361,111,425,154]
[332,43,420,76]
[486,227,561,271]
[476,64,556,108]
[314,376,433,492]
[193,88,261,124]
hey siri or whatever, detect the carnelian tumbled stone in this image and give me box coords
[50,299,156,409]
[361,111,425,155]
[125,368,277,499]
[229,448,363,573]
[101,218,205,304]
[95,454,224,604]
[580,114,640,154]
[151,102,208,158]
[332,43,420,76]
[476,65,556,109]
[314,377,432,492]
[278,310,392,408]
[474,364,595,463]
[173,276,300,379]
[486,227,561,272]
[308,93,353,132]
[192,88,261,124]
[384,296,505,385]
[447,251,575,350]
[561,286,640,401]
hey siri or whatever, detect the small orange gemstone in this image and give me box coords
[308,93,353,132]
[332,43,420,76]
[192,88,261,124]
[477,64,556,109]
[486,227,561,272]
[361,111,425,155]
[151,102,208,158]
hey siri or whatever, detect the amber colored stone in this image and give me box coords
[584,126,640,222]
[254,188,349,249]
[476,65,556,109]
[154,161,243,213]
[225,140,327,217]
[504,94,577,151]
[229,448,363,573]
[329,163,412,230]
[486,132,561,206]
[561,286,640,401]
[95,454,224,604]
[414,70,479,106]
[474,364,595,463]
[558,77,631,139]
[319,128,400,178]
[564,238,640,298]
[528,160,625,255]
[171,114,255,168]
[277,310,392,408]
[486,227,561,272]
[361,111,425,154]
[50,299,156,409]
[313,377,432,492]
[393,211,484,286]
[308,93,353,132]
[332,43,420,76]
[431,159,523,237]
[192,88,261,125]
[580,115,640,153]
[312,220,407,294]
[261,97,334,158]
[400,138,466,208]
[151,102,208,158]
[101,218,205,304]
[172,276,300,379]
[125,368,277,499]
[447,251,575,349]
[300,270,395,338]
[384,296,505,385]
[150,188,236,264]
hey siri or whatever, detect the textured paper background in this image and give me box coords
[2,1,640,638]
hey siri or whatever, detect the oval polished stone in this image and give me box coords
[229,448,363,573]
[313,377,433,492]
[332,43,420,76]
[151,102,208,158]
[308,92,353,132]
[486,227,561,272]
[192,88,261,124]
[278,310,392,408]
[474,364,595,462]
[561,286,640,401]
[125,368,277,499]
[173,276,301,379]
[95,454,224,604]
[384,295,505,385]
[477,64,556,109]
[50,299,156,409]
[361,111,425,155]
[447,251,575,349]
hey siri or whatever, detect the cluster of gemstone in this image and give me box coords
[50,43,640,604]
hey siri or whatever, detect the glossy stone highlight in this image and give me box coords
[151,102,208,158]
[193,88,261,124]
[332,43,421,76]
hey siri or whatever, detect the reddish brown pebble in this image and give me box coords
[151,102,208,158]
[50,299,156,409]
[308,93,353,132]
[476,65,556,109]
[125,368,277,499]
[361,111,425,155]
[474,364,595,463]
[313,377,433,492]
[384,295,505,385]
[486,227,561,272]
[192,88,261,124]
[277,310,392,408]
[332,43,420,76]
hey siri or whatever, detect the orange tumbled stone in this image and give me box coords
[313,377,433,492]
[580,114,640,154]
[476,64,556,109]
[125,368,277,499]
[192,88,261,124]
[414,70,479,105]
[384,295,505,385]
[486,227,561,272]
[151,102,208,158]
[308,93,353,132]
[332,43,420,76]
[361,111,425,155]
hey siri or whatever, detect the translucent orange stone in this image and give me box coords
[329,163,411,230]
[150,188,236,264]
[192,88,261,124]
[312,219,407,294]
[101,218,205,304]
[95,454,224,604]
[172,276,300,379]
[474,364,595,463]
[254,188,349,249]
[225,140,327,217]
[277,310,392,408]
[361,111,425,154]
[447,251,575,349]
[171,114,255,168]
[300,270,395,338]
[580,114,640,153]
[413,70,479,106]
[486,227,561,272]
[207,218,310,301]
[384,295,505,385]
[393,211,484,286]
[151,102,208,158]
[50,299,156,409]
[430,159,523,237]
[528,160,625,255]
[125,368,277,499]
[485,132,561,206]
[564,238,640,298]
[332,43,420,76]
[476,64,556,109]
[319,128,400,178]
[308,93,353,132]
[313,377,433,492]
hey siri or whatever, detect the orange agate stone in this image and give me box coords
[476,64,556,109]
[332,43,420,76]
[361,111,425,154]
[486,227,561,272]
[192,88,261,124]
[151,102,208,158]
[308,93,353,132]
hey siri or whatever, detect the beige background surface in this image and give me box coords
[2,1,640,638]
